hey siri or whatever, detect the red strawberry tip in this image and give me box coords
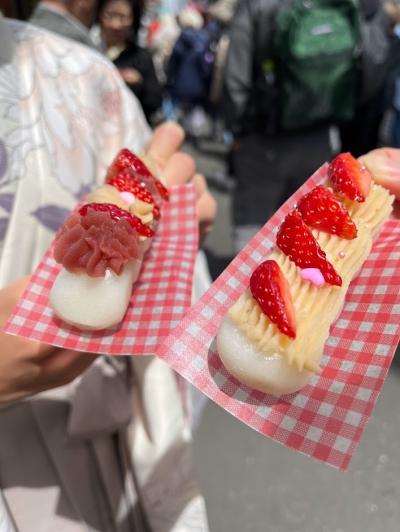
[296,184,357,240]
[250,259,296,339]
[277,210,342,287]
[107,149,169,201]
[328,152,372,203]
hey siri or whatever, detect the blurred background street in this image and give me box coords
[186,139,400,532]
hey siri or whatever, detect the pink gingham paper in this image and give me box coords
[157,166,400,470]
[4,184,198,355]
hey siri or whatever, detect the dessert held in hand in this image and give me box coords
[50,149,168,330]
[217,153,394,396]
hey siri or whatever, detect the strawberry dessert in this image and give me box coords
[107,172,161,220]
[217,152,394,396]
[329,152,372,202]
[276,209,342,286]
[106,148,169,201]
[50,150,168,331]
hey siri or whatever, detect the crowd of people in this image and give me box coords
[24,0,400,252]
[26,1,236,134]
[1,1,400,531]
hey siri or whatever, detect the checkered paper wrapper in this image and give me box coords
[157,166,400,470]
[4,184,198,355]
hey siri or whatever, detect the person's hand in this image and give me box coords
[119,68,143,85]
[384,2,400,25]
[0,122,216,405]
[0,277,97,405]
[359,148,400,217]
[145,121,217,243]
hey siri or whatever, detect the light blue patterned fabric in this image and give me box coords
[0,493,16,532]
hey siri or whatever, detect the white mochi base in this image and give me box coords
[50,260,142,330]
[217,315,312,397]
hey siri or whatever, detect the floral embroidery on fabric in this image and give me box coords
[101,89,122,117]
[31,205,70,232]
[0,20,151,281]
[0,193,13,213]
[0,141,7,178]
[0,218,8,241]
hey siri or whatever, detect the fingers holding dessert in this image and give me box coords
[50,149,167,331]
[358,147,400,201]
[217,153,394,397]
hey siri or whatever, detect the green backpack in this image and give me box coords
[273,0,360,130]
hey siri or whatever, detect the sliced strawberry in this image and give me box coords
[328,152,372,202]
[106,149,142,179]
[296,185,357,239]
[106,149,169,201]
[108,171,161,219]
[276,210,342,286]
[153,178,170,201]
[78,203,155,237]
[250,260,296,339]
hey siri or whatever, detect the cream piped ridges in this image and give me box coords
[345,183,393,236]
[228,182,394,372]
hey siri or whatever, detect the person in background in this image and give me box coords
[146,5,181,84]
[30,0,98,48]
[206,0,238,143]
[0,7,215,531]
[338,0,391,156]
[223,0,333,252]
[166,5,214,137]
[223,0,391,253]
[97,0,163,123]
[384,1,400,147]
[207,0,238,23]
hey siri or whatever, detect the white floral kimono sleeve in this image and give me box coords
[0,19,151,286]
[0,19,209,532]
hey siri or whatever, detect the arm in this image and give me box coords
[358,1,391,104]
[138,51,163,118]
[223,0,254,133]
[165,34,186,89]
[0,277,97,404]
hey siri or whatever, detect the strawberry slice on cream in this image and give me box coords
[49,152,167,331]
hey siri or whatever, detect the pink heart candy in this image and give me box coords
[120,191,136,205]
[300,268,325,287]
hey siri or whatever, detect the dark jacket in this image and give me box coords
[223,0,279,134]
[113,42,162,121]
[166,27,214,104]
